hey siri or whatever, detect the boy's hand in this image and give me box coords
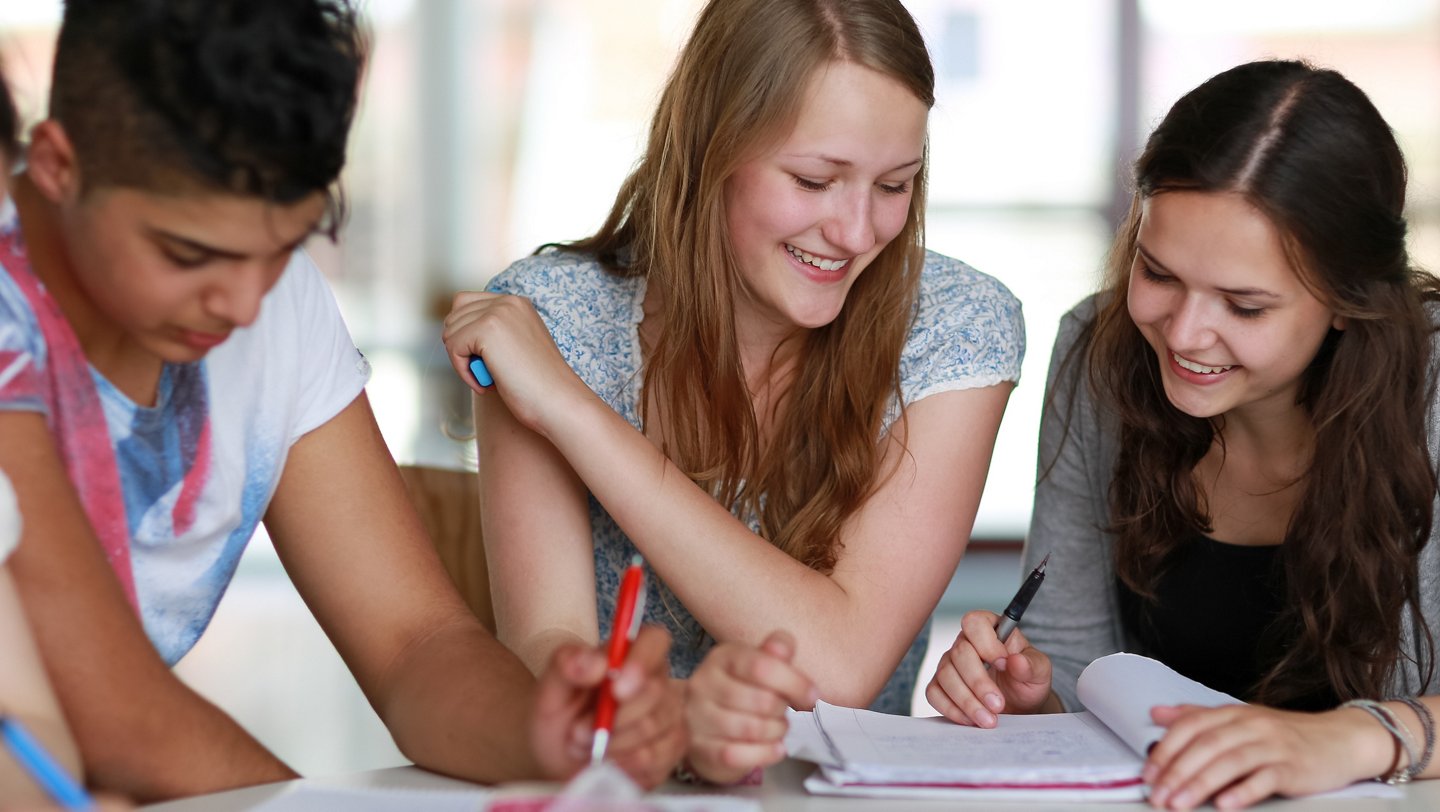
[685,630,817,784]
[925,609,1057,727]
[528,625,684,788]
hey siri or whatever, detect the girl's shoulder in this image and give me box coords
[914,251,1023,346]
[487,249,640,308]
[900,250,1025,390]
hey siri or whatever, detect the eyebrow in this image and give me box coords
[149,228,314,261]
[1136,244,1282,299]
[786,153,923,173]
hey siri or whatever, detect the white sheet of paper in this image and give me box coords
[812,701,1141,786]
[1077,651,1242,754]
[248,784,489,812]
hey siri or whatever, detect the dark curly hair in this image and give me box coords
[1085,60,1438,707]
[51,0,365,234]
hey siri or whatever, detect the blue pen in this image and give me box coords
[468,356,493,388]
[0,715,94,810]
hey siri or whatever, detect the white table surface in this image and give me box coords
[140,758,1440,811]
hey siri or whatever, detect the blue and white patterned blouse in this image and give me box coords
[488,249,1024,714]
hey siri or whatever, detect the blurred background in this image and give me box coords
[3,0,1438,778]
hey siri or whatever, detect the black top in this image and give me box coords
[1116,531,1337,710]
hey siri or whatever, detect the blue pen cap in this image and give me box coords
[468,356,493,387]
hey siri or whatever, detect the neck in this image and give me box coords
[1211,399,1314,485]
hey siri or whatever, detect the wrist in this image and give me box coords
[1336,706,1398,782]
[1337,701,1417,783]
[535,383,613,450]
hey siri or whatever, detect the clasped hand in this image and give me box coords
[443,291,591,434]
[685,630,818,784]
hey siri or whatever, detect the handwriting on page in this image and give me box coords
[868,726,1128,765]
[814,703,1142,785]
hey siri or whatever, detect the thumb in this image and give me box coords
[760,629,797,662]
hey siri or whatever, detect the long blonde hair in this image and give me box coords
[563,0,934,571]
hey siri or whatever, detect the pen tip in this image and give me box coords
[1037,552,1051,573]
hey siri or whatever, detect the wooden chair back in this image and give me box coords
[397,464,495,633]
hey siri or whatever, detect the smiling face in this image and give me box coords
[1127,190,1343,424]
[722,59,928,343]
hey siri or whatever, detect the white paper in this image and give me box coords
[811,701,1141,788]
[782,708,840,768]
[792,653,1401,802]
[249,784,490,812]
[1076,651,1242,755]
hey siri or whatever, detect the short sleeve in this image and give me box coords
[276,252,371,442]
[0,469,18,563]
[898,252,1025,409]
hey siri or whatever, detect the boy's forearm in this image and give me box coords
[377,622,545,783]
[69,680,295,802]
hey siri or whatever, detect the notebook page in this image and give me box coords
[812,701,1141,786]
[782,708,840,767]
[1077,653,1242,757]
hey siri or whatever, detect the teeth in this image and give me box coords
[785,244,849,272]
[1173,353,1234,375]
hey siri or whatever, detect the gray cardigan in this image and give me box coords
[1019,295,1440,711]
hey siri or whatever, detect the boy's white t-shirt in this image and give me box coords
[0,212,370,664]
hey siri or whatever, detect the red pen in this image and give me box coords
[590,554,648,765]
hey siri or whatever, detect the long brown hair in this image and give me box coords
[1083,60,1438,705]
[562,0,934,572]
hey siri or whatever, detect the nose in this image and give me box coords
[822,187,877,256]
[203,263,271,328]
[1164,293,1217,352]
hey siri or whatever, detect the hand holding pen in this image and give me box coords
[925,553,1060,727]
[527,564,682,788]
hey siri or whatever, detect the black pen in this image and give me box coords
[994,553,1049,643]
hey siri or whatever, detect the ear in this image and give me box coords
[25,120,83,204]
[1332,313,1347,331]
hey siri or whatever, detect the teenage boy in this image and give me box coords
[0,0,682,801]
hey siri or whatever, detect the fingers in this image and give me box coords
[1212,767,1281,811]
[959,610,1007,661]
[1150,741,1273,812]
[607,671,679,749]
[608,680,687,789]
[720,637,816,710]
[759,629,796,661]
[608,627,681,755]
[925,631,1004,727]
[925,646,995,726]
[685,636,815,784]
[440,291,509,395]
[535,644,603,720]
[610,626,673,699]
[1144,706,1288,812]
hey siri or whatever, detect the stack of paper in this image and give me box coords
[785,653,1400,803]
[790,702,1147,801]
